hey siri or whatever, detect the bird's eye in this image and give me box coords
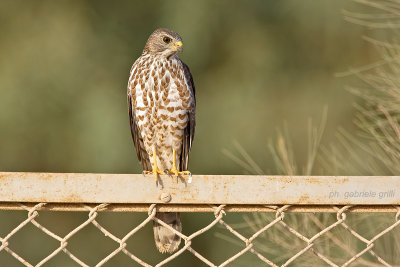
[163,36,172,44]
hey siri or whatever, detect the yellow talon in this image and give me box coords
[143,148,165,181]
[169,149,191,177]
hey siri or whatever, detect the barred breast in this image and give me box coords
[128,53,194,171]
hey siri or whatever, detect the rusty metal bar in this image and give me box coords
[0,203,398,213]
[0,172,399,205]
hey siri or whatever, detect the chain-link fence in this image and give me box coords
[0,173,399,266]
[0,203,399,267]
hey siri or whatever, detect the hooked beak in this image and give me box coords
[174,41,183,52]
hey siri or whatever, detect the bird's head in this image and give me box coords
[143,28,183,59]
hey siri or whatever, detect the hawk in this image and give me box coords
[127,28,196,253]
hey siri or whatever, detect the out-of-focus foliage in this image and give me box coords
[322,0,400,175]
[0,0,381,175]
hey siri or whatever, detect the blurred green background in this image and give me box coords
[0,0,388,266]
[0,0,379,175]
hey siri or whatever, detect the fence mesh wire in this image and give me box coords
[0,203,399,267]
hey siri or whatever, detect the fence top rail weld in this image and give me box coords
[0,172,399,207]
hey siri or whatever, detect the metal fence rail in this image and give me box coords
[0,172,399,266]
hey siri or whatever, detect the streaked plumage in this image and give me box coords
[127,28,195,253]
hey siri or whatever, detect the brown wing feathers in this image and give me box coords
[179,61,196,172]
[127,93,151,171]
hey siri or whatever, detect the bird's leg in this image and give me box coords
[169,149,191,177]
[143,148,165,181]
